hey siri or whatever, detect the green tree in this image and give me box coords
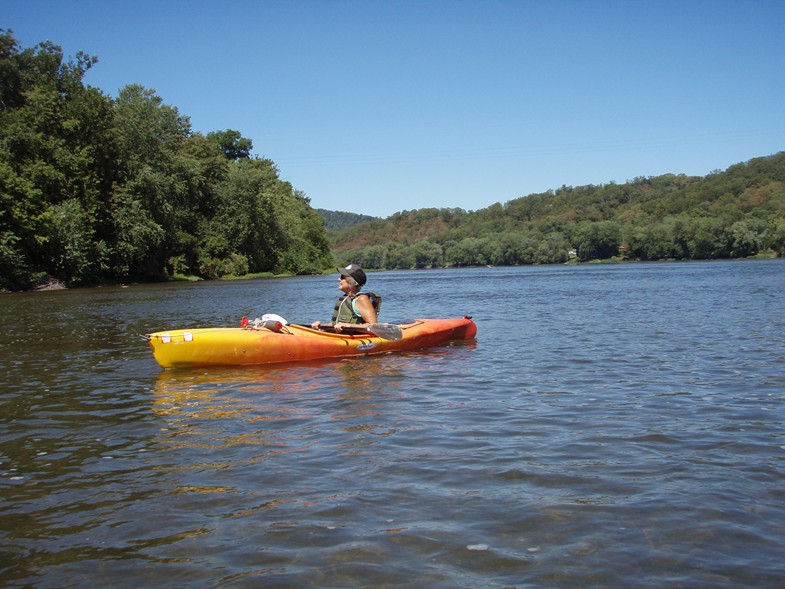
[0,29,113,288]
[572,221,622,261]
[386,243,416,269]
[689,217,729,259]
[729,218,767,258]
[202,158,331,276]
[627,221,676,261]
[206,129,253,160]
[110,84,193,277]
[360,244,389,269]
[445,237,487,266]
[413,240,443,268]
[769,220,785,256]
[534,231,570,264]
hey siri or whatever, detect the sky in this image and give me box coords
[5,0,784,218]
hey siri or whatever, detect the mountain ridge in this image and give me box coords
[322,151,785,267]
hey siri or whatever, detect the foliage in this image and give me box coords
[0,30,332,291]
[316,208,379,232]
[332,153,785,268]
[3,29,782,290]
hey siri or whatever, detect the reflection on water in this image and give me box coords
[152,355,409,412]
[150,346,474,450]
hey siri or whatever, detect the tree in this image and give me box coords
[201,158,332,277]
[386,243,416,269]
[769,220,785,256]
[729,218,767,258]
[0,29,113,288]
[572,221,622,261]
[445,238,487,266]
[206,129,253,160]
[413,240,443,268]
[688,217,728,259]
[535,232,570,264]
[627,221,676,261]
[109,84,195,277]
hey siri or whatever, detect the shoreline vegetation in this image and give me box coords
[27,254,781,294]
[1,29,333,293]
[327,152,785,270]
[2,30,784,293]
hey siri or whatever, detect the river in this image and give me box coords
[1,260,784,588]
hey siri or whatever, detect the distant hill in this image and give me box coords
[329,152,785,268]
[316,209,379,232]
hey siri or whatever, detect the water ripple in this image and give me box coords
[2,261,784,588]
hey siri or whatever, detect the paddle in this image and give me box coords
[320,323,403,341]
[365,323,403,340]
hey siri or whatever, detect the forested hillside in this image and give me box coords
[0,30,332,291]
[332,152,785,268]
[316,209,379,232]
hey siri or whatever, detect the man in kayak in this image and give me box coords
[311,264,379,333]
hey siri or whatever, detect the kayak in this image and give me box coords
[144,316,477,368]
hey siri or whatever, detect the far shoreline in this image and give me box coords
[8,253,780,295]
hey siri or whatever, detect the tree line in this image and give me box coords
[1,30,332,291]
[317,209,378,232]
[4,30,782,292]
[331,152,785,268]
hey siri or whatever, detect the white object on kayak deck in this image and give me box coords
[261,313,288,325]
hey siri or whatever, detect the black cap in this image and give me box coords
[338,264,367,287]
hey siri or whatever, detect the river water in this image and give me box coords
[1,260,784,588]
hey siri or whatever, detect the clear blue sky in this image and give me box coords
[6,0,784,218]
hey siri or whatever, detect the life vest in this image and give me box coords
[331,292,382,324]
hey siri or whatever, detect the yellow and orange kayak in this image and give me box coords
[144,317,477,368]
